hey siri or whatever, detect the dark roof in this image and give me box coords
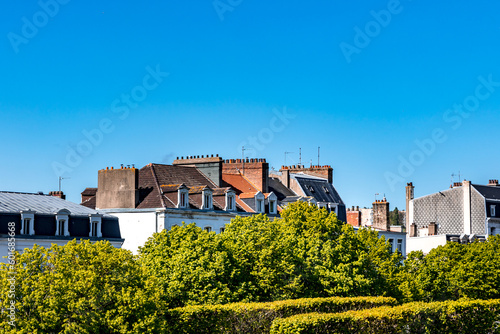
[269,177,297,200]
[293,175,344,205]
[137,164,233,210]
[473,184,500,200]
[81,188,97,196]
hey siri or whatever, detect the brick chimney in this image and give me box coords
[49,191,66,200]
[173,155,223,187]
[405,182,414,231]
[96,166,139,209]
[489,179,499,186]
[279,165,333,183]
[346,206,361,227]
[428,222,437,236]
[373,197,390,231]
[222,158,269,192]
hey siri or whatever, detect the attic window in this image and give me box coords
[322,186,329,193]
[308,186,315,192]
[491,205,496,217]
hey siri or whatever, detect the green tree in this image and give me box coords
[397,236,500,302]
[139,201,403,307]
[0,240,159,334]
[390,207,400,225]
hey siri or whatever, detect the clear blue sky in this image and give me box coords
[1,0,499,210]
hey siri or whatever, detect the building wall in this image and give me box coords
[471,187,487,235]
[102,210,157,254]
[103,209,242,254]
[412,187,464,235]
[406,234,448,254]
[360,208,373,227]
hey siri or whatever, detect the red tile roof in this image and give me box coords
[222,173,258,194]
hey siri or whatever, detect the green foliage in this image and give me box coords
[164,296,397,334]
[390,207,400,225]
[398,236,500,302]
[270,299,500,334]
[139,201,403,308]
[0,240,159,334]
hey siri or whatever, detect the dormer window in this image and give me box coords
[89,214,102,238]
[201,187,213,210]
[20,210,35,235]
[268,192,278,215]
[255,192,265,213]
[55,209,70,237]
[177,185,189,209]
[225,190,236,211]
[491,205,496,217]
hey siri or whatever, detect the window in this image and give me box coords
[323,186,330,193]
[308,186,315,192]
[492,205,496,217]
[90,221,98,237]
[204,226,212,232]
[57,220,66,236]
[204,194,210,209]
[22,218,31,235]
[491,227,496,235]
[269,200,276,214]
[20,211,35,235]
[228,196,234,210]
[220,227,225,233]
[88,215,102,238]
[180,192,187,207]
[257,199,264,213]
[388,239,394,253]
[202,188,213,210]
[397,239,403,253]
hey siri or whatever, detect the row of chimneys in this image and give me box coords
[101,165,136,171]
[177,154,220,159]
[281,165,331,169]
[489,179,499,186]
[347,206,360,211]
[48,191,66,200]
[225,158,267,163]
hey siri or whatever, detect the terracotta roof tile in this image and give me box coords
[222,173,258,194]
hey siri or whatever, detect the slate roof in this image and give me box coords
[269,177,297,200]
[0,192,101,216]
[472,184,500,200]
[292,174,345,205]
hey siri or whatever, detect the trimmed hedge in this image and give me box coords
[270,299,500,334]
[163,296,397,334]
